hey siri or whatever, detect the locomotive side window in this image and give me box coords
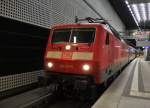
[51,29,71,44]
[71,28,95,43]
[105,32,110,45]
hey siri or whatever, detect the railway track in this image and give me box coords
[47,84,108,108]
[48,99,93,108]
[0,87,55,108]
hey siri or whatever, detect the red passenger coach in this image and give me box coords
[44,17,136,97]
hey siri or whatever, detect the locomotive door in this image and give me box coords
[105,32,113,73]
[109,34,113,64]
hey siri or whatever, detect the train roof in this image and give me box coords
[51,23,103,28]
[51,23,122,40]
[51,23,114,34]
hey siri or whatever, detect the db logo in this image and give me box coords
[62,52,73,59]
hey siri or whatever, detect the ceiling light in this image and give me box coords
[125,0,129,5]
[140,3,146,21]
[127,5,130,8]
[129,8,132,12]
[131,4,141,22]
[125,0,141,30]
[148,3,150,20]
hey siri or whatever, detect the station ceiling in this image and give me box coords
[109,0,150,30]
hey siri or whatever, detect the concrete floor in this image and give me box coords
[92,57,150,108]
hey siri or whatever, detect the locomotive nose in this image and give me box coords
[45,60,95,75]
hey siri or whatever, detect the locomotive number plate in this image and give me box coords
[62,52,73,59]
[60,64,73,68]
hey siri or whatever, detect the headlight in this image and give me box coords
[47,62,53,68]
[65,45,71,50]
[82,64,90,71]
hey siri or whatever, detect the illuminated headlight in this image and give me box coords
[65,45,71,50]
[82,64,90,71]
[47,62,53,68]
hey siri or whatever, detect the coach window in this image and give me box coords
[105,32,110,45]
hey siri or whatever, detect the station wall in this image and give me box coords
[0,0,99,28]
[0,0,125,31]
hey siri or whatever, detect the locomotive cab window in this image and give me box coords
[71,28,95,43]
[105,32,110,45]
[51,28,95,44]
[51,29,71,44]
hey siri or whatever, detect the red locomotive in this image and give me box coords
[43,17,136,98]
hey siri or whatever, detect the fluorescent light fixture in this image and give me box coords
[131,4,141,22]
[127,5,130,8]
[125,0,129,5]
[132,12,139,26]
[140,3,146,21]
[125,1,140,27]
[125,0,141,30]
[148,3,150,20]
[129,8,132,12]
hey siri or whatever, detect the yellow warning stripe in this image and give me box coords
[46,51,93,60]
[72,52,93,60]
[46,51,62,59]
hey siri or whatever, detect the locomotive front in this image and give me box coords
[44,24,99,90]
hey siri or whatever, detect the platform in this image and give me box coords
[92,57,150,108]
